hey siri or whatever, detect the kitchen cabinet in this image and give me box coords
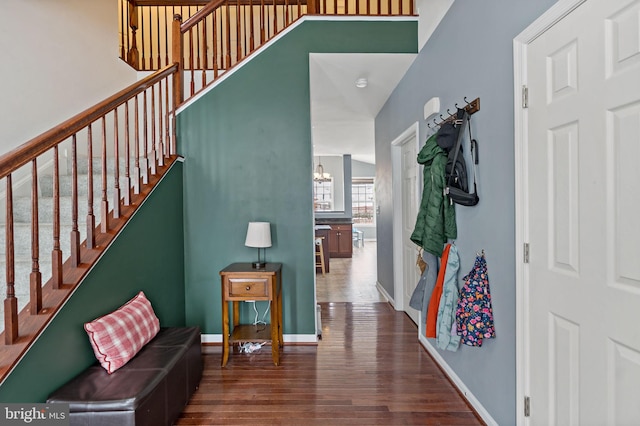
[328,224,352,258]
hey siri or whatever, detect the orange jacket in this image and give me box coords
[426,244,451,338]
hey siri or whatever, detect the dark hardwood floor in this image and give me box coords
[177,301,484,425]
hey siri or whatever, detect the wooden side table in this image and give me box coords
[219,263,282,367]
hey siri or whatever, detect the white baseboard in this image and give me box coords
[376,281,394,307]
[200,334,222,344]
[201,334,318,344]
[418,334,498,426]
[284,334,318,344]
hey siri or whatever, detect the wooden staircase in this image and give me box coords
[0,0,415,383]
[0,64,179,381]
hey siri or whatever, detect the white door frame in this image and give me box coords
[391,122,420,311]
[513,1,587,425]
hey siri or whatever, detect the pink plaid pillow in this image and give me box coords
[84,291,160,374]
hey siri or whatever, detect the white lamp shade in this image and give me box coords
[245,222,272,248]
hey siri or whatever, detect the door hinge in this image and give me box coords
[524,396,531,417]
[522,85,529,108]
[523,243,530,263]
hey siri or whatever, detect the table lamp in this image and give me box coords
[245,222,272,268]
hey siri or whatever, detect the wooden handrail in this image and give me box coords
[181,0,226,32]
[0,65,178,180]
[135,0,213,5]
[134,0,308,6]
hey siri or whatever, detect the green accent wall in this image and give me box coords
[0,162,186,402]
[179,19,417,335]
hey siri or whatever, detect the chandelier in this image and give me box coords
[313,157,331,182]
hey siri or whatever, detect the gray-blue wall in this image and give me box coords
[375,1,556,424]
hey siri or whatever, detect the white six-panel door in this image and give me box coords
[521,0,640,424]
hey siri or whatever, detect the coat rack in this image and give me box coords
[427,97,480,128]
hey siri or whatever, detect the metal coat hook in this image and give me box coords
[428,97,481,129]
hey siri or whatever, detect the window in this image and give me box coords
[313,179,333,211]
[352,178,375,225]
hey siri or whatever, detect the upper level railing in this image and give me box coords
[119,0,414,95]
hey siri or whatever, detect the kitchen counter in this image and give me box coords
[315,219,353,258]
[315,218,353,225]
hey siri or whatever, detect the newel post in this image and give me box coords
[172,14,184,110]
[127,1,139,69]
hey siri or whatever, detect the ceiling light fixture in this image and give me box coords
[313,157,331,182]
[355,77,368,88]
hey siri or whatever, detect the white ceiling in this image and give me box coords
[309,53,416,164]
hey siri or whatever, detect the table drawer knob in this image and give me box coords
[246,286,251,291]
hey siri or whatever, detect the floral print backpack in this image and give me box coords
[455,251,495,346]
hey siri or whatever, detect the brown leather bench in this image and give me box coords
[47,327,203,426]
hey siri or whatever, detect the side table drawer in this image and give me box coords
[228,278,269,298]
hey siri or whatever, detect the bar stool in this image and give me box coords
[315,237,326,276]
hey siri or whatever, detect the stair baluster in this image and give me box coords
[123,102,132,206]
[4,175,18,344]
[113,110,121,220]
[134,95,142,195]
[86,125,96,250]
[70,135,81,267]
[100,117,109,233]
[52,146,63,289]
[30,160,42,314]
